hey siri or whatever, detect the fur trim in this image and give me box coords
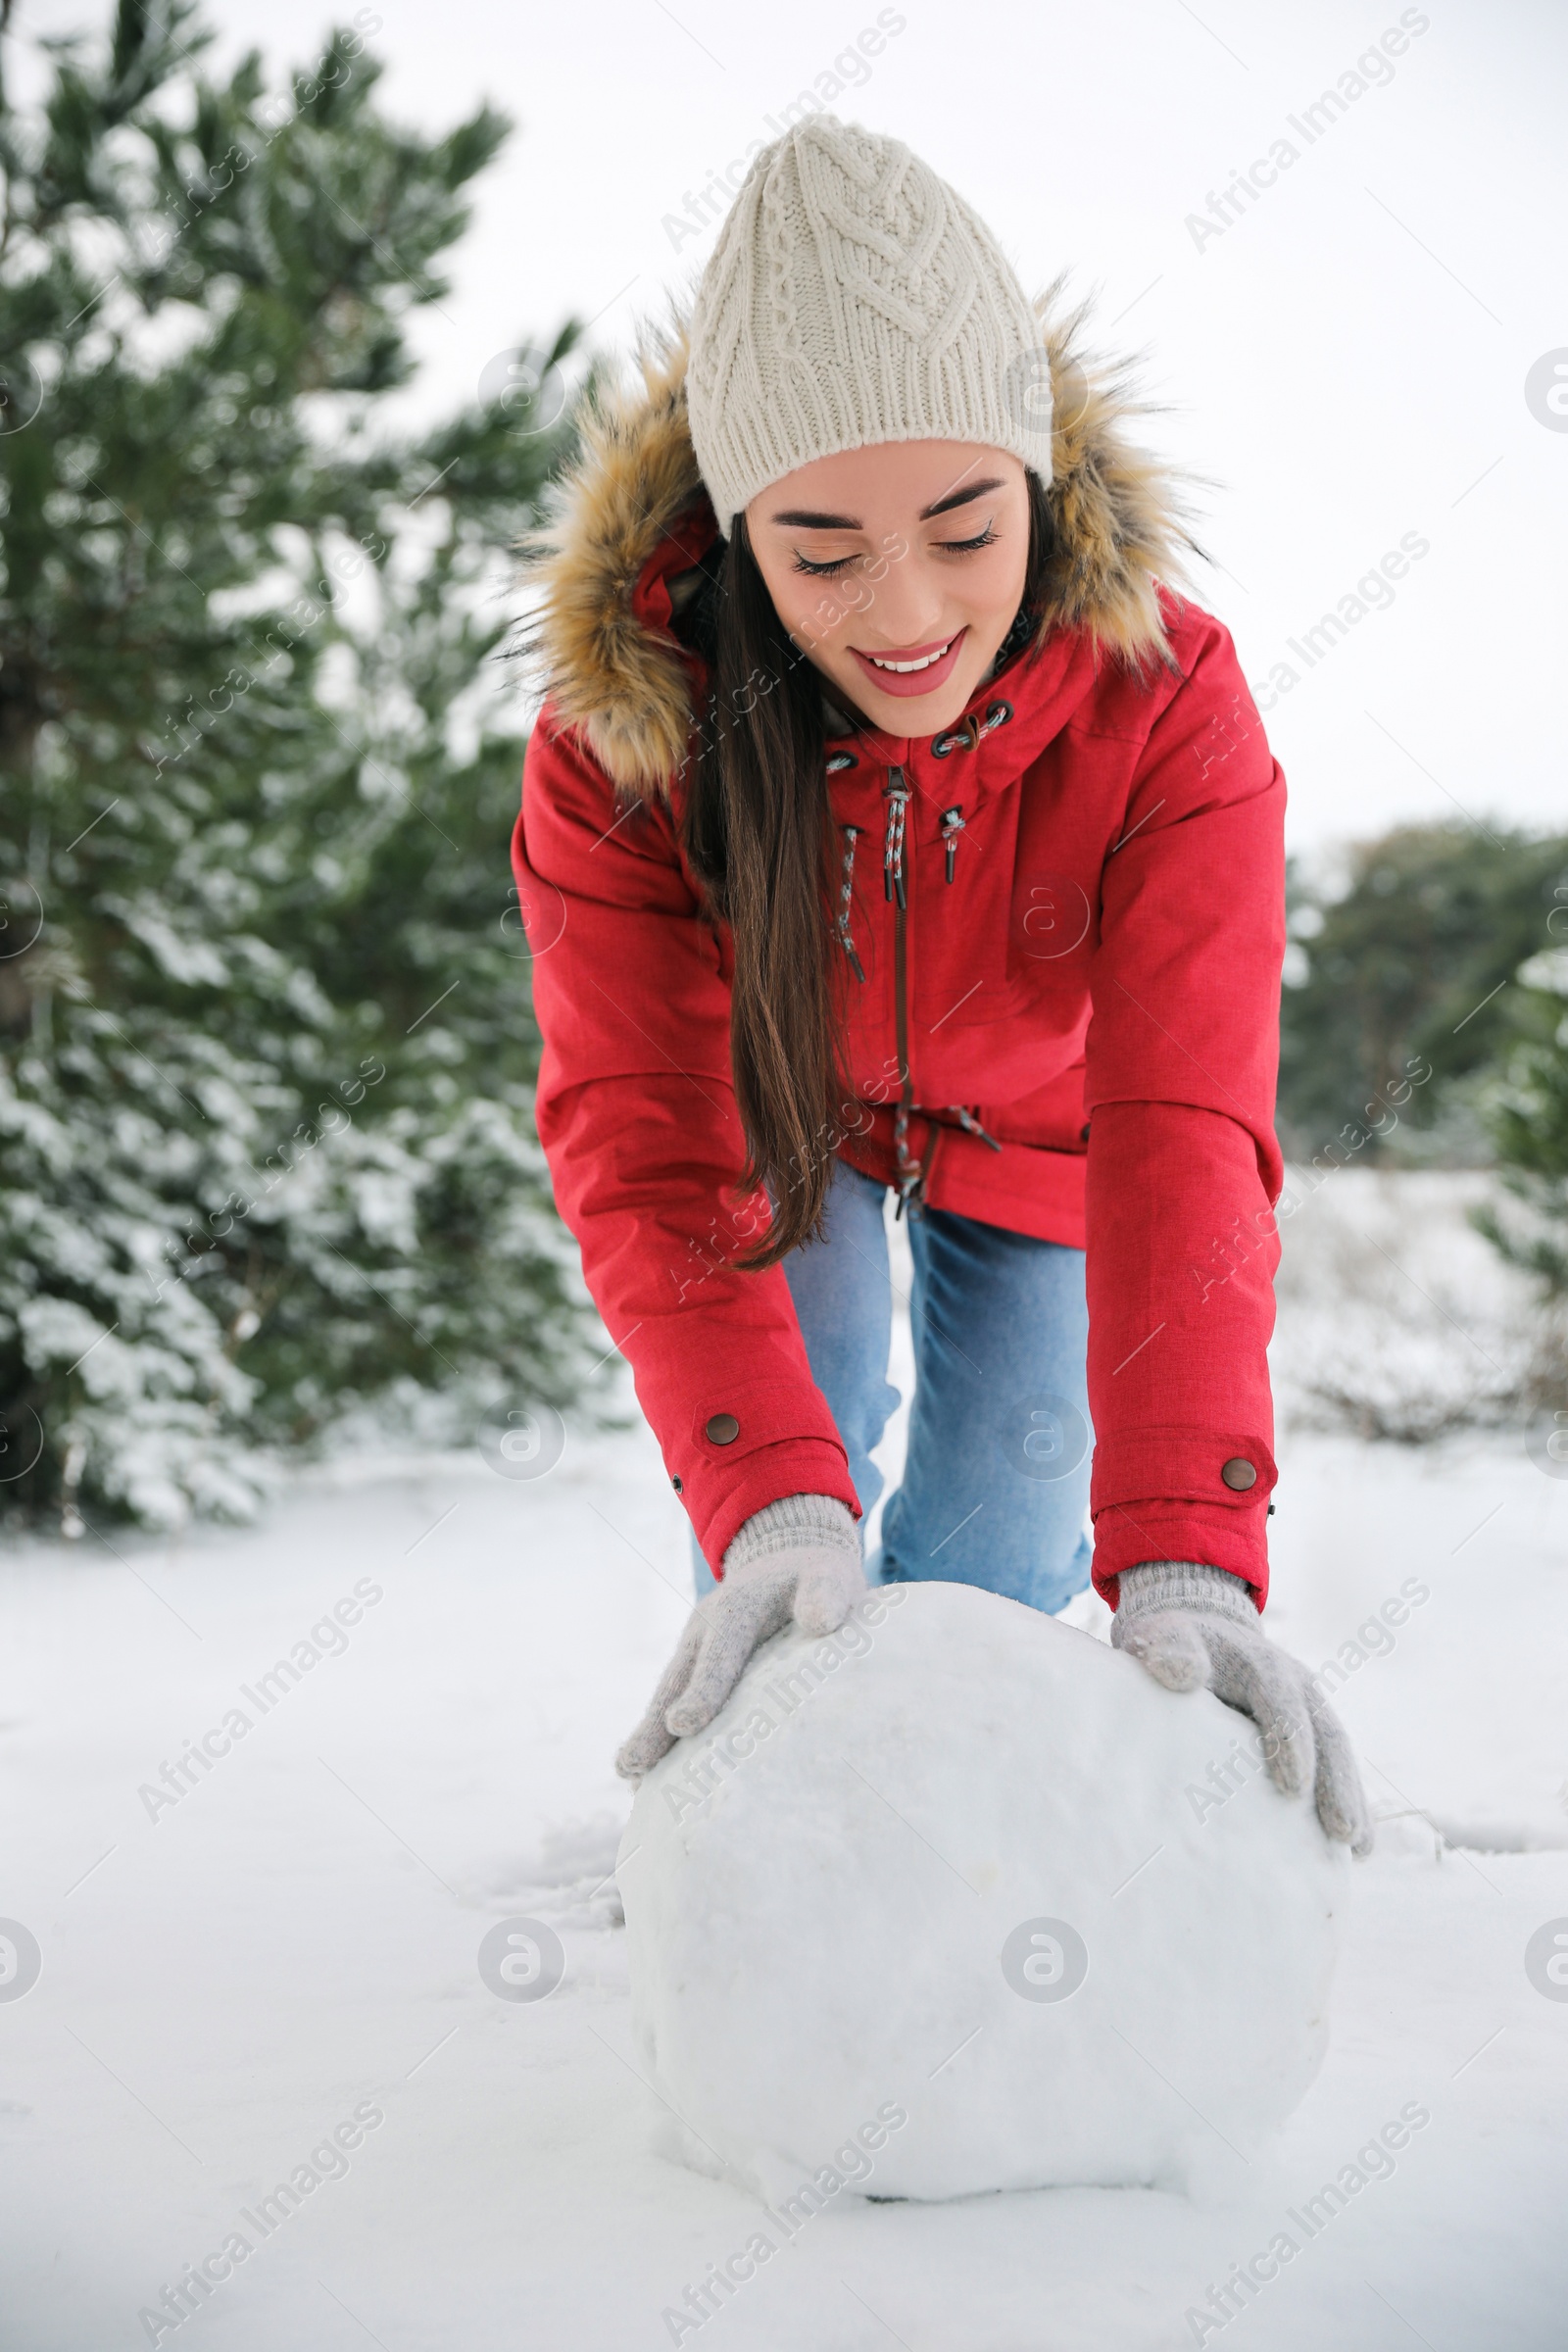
[1027,273,1204,667]
[519,322,704,796]
[523,283,1202,800]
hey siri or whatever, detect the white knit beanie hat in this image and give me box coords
[686,116,1053,537]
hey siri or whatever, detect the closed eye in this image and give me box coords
[790,522,999,578]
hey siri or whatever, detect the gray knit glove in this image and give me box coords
[1111,1561,1374,1854]
[615,1494,864,1780]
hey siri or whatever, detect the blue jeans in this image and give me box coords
[693,1160,1094,1611]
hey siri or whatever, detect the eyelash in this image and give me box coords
[790,524,999,578]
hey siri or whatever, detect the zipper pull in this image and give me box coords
[940,807,965,883]
[883,767,909,910]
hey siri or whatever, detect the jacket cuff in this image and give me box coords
[1092,1500,1270,1606]
[1090,1426,1276,1608]
[689,1438,861,1572]
[1090,1424,1277,1520]
[662,1369,860,1570]
[723,1493,861,1574]
[1115,1559,1260,1623]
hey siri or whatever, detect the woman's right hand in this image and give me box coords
[614,1495,864,1779]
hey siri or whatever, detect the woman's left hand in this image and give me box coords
[1111,1560,1374,1853]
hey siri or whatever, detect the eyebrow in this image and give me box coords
[767,476,1007,530]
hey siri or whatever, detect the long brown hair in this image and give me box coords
[682,471,1055,1269]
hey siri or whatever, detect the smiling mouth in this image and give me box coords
[866,639,955,673]
[849,628,968,695]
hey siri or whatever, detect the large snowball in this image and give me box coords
[618,1581,1346,2201]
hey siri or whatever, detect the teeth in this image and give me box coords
[868,639,953,674]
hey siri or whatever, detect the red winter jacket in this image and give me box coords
[514,326,1287,1605]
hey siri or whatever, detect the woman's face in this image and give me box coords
[745,440,1032,737]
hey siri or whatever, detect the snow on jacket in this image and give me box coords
[514,314,1287,1603]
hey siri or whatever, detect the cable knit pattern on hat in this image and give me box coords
[686,116,1055,535]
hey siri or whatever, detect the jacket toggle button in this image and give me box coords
[1221,1456,1257,1491]
[706,1412,740,1446]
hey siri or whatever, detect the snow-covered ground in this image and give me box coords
[3,1188,1567,2349]
[1268,1166,1555,1443]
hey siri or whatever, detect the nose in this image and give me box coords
[852,548,951,649]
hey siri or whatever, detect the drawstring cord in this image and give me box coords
[951,1103,1003,1152]
[893,1102,922,1214]
[930,698,1013,760]
[828,751,866,984]
[836,825,865,983]
[882,771,910,908]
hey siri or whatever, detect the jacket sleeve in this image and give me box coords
[514,710,860,1571]
[1083,613,1287,1607]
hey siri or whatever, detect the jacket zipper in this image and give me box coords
[884,766,923,1215]
[879,764,1004,1203]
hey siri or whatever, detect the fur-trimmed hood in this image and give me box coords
[524,283,1202,800]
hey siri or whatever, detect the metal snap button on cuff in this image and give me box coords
[705,1412,740,1446]
[1221,1455,1257,1492]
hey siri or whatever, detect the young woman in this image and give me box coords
[515,116,1370,1852]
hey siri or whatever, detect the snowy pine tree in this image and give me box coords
[1475,944,1568,1306]
[0,1,596,1529]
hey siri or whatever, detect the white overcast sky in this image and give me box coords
[18,0,1568,854]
